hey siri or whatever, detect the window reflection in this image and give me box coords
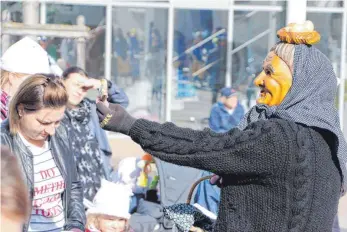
[232,10,285,109]
[111,7,168,122]
[307,13,342,77]
[171,9,228,128]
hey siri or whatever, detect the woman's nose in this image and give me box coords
[44,124,56,136]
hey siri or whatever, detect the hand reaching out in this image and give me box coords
[96,101,136,135]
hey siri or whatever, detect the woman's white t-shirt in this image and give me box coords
[18,133,66,232]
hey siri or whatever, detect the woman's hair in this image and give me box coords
[1,146,30,221]
[270,42,295,73]
[8,74,68,134]
[0,69,28,87]
[62,66,88,80]
[86,214,130,232]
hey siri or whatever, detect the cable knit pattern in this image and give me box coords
[288,123,314,232]
[129,118,341,232]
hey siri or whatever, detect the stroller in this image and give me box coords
[129,158,215,232]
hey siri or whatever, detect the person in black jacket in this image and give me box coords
[95,23,347,232]
[1,74,85,232]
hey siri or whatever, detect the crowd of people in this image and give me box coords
[1,19,347,232]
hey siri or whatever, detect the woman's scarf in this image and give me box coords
[64,100,106,201]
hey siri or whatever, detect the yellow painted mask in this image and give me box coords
[254,51,293,106]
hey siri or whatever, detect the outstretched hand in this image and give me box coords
[96,101,136,135]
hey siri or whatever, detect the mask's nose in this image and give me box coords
[254,71,266,87]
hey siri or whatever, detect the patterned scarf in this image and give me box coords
[238,44,347,192]
[64,100,105,201]
[0,90,9,120]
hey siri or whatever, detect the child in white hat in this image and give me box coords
[0,37,51,121]
[86,179,134,232]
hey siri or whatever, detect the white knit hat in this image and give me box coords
[0,37,50,74]
[87,179,133,219]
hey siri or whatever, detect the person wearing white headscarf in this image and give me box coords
[0,37,56,122]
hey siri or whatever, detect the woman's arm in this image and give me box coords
[129,119,290,176]
[96,102,291,176]
[65,165,86,231]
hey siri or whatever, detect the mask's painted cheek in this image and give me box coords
[265,77,282,106]
[270,55,293,104]
[255,53,293,106]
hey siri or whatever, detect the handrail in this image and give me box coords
[191,28,270,77]
[173,29,226,62]
[172,10,262,63]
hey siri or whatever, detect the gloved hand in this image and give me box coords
[96,101,136,135]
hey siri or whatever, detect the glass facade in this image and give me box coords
[171,9,228,128]
[307,0,343,7]
[234,0,284,6]
[231,10,285,109]
[307,12,342,77]
[111,7,168,122]
[1,0,346,132]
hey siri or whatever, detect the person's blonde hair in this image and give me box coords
[1,146,30,221]
[86,214,130,232]
[8,74,68,135]
[0,69,28,87]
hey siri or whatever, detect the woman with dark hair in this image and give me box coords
[1,74,85,232]
[61,66,128,201]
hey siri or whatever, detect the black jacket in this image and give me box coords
[128,118,341,232]
[1,120,85,232]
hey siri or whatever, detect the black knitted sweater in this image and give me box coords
[128,118,341,232]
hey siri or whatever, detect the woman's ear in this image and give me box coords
[17,104,24,117]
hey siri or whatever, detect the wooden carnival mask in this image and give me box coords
[254,20,320,106]
[254,52,293,106]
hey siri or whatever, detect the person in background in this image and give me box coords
[38,36,58,61]
[1,146,30,232]
[86,179,134,232]
[128,29,140,81]
[60,38,76,67]
[61,66,129,201]
[1,74,85,232]
[112,27,129,80]
[209,87,245,133]
[0,37,51,122]
[37,36,63,76]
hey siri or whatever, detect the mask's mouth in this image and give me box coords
[259,84,271,98]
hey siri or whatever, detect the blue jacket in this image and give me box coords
[88,81,129,179]
[209,101,244,133]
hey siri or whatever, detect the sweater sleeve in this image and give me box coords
[129,119,291,176]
